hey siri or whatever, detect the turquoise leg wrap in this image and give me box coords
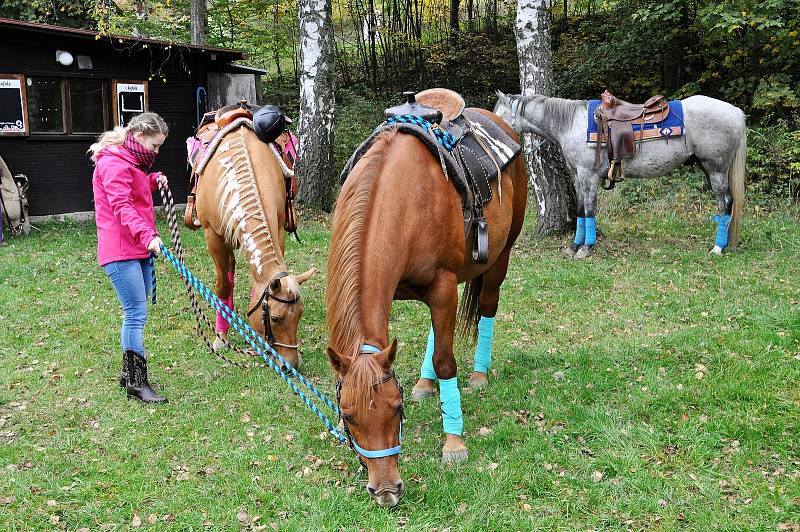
[585,217,597,246]
[574,217,586,245]
[420,325,437,380]
[713,214,731,248]
[439,377,463,436]
[473,316,495,374]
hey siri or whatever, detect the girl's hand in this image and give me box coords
[147,236,163,255]
[156,173,168,187]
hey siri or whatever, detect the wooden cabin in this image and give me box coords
[0,17,265,216]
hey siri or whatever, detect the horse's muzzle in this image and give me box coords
[367,480,404,507]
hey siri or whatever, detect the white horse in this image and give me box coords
[494,91,746,258]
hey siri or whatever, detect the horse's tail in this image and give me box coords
[728,120,747,250]
[457,274,483,341]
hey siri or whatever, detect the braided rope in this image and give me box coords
[158,183,265,369]
[160,244,346,443]
[156,181,345,443]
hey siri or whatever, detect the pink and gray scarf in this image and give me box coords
[123,133,158,170]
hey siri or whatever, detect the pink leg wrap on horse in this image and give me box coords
[215,271,235,333]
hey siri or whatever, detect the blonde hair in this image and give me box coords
[89,112,169,159]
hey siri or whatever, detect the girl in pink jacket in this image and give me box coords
[90,112,169,404]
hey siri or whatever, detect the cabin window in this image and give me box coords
[69,79,106,134]
[26,77,108,135]
[27,77,64,133]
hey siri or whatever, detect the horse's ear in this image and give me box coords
[270,276,282,293]
[327,346,351,377]
[294,267,317,285]
[495,89,506,100]
[376,339,397,371]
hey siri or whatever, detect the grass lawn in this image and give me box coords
[1,181,799,530]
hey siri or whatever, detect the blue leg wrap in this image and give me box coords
[713,214,731,248]
[585,217,597,246]
[473,316,495,374]
[420,325,437,380]
[439,377,463,436]
[574,217,586,246]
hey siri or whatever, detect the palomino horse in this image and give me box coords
[194,118,315,368]
[494,91,746,258]
[326,109,527,506]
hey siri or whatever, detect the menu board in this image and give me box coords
[0,74,28,136]
[112,80,148,127]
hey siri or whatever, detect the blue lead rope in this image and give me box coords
[159,243,347,444]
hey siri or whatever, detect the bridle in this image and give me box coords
[336,344,404,466]
[246,271,300,350]
[508,95,528,132]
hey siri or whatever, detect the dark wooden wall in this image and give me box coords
[0,27,224,216]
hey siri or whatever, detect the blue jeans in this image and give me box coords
[103,258,153,357]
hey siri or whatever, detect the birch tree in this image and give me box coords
[296,0,336,210]
[515,0,575,235]
[190,0,206,45]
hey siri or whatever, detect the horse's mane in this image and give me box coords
[209,126,283,277]
[525,95,586,132]
[326,130,395,372]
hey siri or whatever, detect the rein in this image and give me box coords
[336,344,404,465]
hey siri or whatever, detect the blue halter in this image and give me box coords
[337,343,404,461]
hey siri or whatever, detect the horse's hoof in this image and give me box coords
[563,243,579,258]
[410,385,436,403]
[212,338,226,352]
[442,445,468,465]
[467,372,488,390]
[574,245,594,260]
[710,245,723,255]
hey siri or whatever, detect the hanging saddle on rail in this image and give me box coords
[591,89,683,190]
[184,100,300,238]
[340,89,521,264]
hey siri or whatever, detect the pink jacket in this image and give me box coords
[92,145,161,266]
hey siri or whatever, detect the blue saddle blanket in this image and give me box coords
[586,99,684,142]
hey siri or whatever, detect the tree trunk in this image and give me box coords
[449,0,460,41]
[514,0,575,235]
[296,0,336,210]
[190,0,206,45]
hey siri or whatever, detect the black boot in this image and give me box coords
[125,350,168,404]
[119,351,128,388]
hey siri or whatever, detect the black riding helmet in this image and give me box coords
[253,105,288,144]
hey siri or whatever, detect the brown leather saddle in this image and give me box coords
[184,100,299,238]
[595,90,670,189]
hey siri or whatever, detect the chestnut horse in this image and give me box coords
[326,109,527,506]
[195,122,315,368]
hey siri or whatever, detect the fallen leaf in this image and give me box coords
[477,427,492,436]
[47,499,57,507]
[553,371,565,381]
[456,502,468,515]
[488,462,499,471]
[241,412,251,423]
[148,513,157,524]
[522,503,532,512]
[592,471,603,483]
[237,510,248,523]
[0,495,15,505]
[132,513,142,528]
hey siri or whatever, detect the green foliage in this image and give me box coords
[0,0,97,27]
[747,122,800,202]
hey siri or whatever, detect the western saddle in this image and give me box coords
[595,89,669,189]
[185,100,299,238]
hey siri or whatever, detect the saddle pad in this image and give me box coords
[340,109,521,207]
[586,99,684,143]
